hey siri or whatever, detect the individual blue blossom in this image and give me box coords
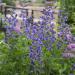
[56,41,62,49]
[50,35,56,43]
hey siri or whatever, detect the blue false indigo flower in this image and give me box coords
[50,36,56,43]
[37,39,43,45]
[57,41,62,49]
[47,46,52,51]
[36,46,42,53]
[31,60,35,65]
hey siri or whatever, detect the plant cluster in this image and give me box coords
[0,1,75,75]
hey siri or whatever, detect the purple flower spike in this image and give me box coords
[66,34,73,42]
[67,43,75,49]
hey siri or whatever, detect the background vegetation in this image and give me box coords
[59,0,75,35]
[2,0,15,6]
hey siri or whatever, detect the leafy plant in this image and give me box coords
[0,33,32,75]
[3,0,15,6]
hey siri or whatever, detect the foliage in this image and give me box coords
[0,33,32,75]
[0,13,7,28]
[71,29,75,35]
[59,0,75,33]
[36,0,45,3]
[3,0,15,6]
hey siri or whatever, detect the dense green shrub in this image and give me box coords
[0,33,32,75]
[3,0,15,6]
[71,29,75,35]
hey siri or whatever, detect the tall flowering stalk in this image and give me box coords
[22,5,63,66]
